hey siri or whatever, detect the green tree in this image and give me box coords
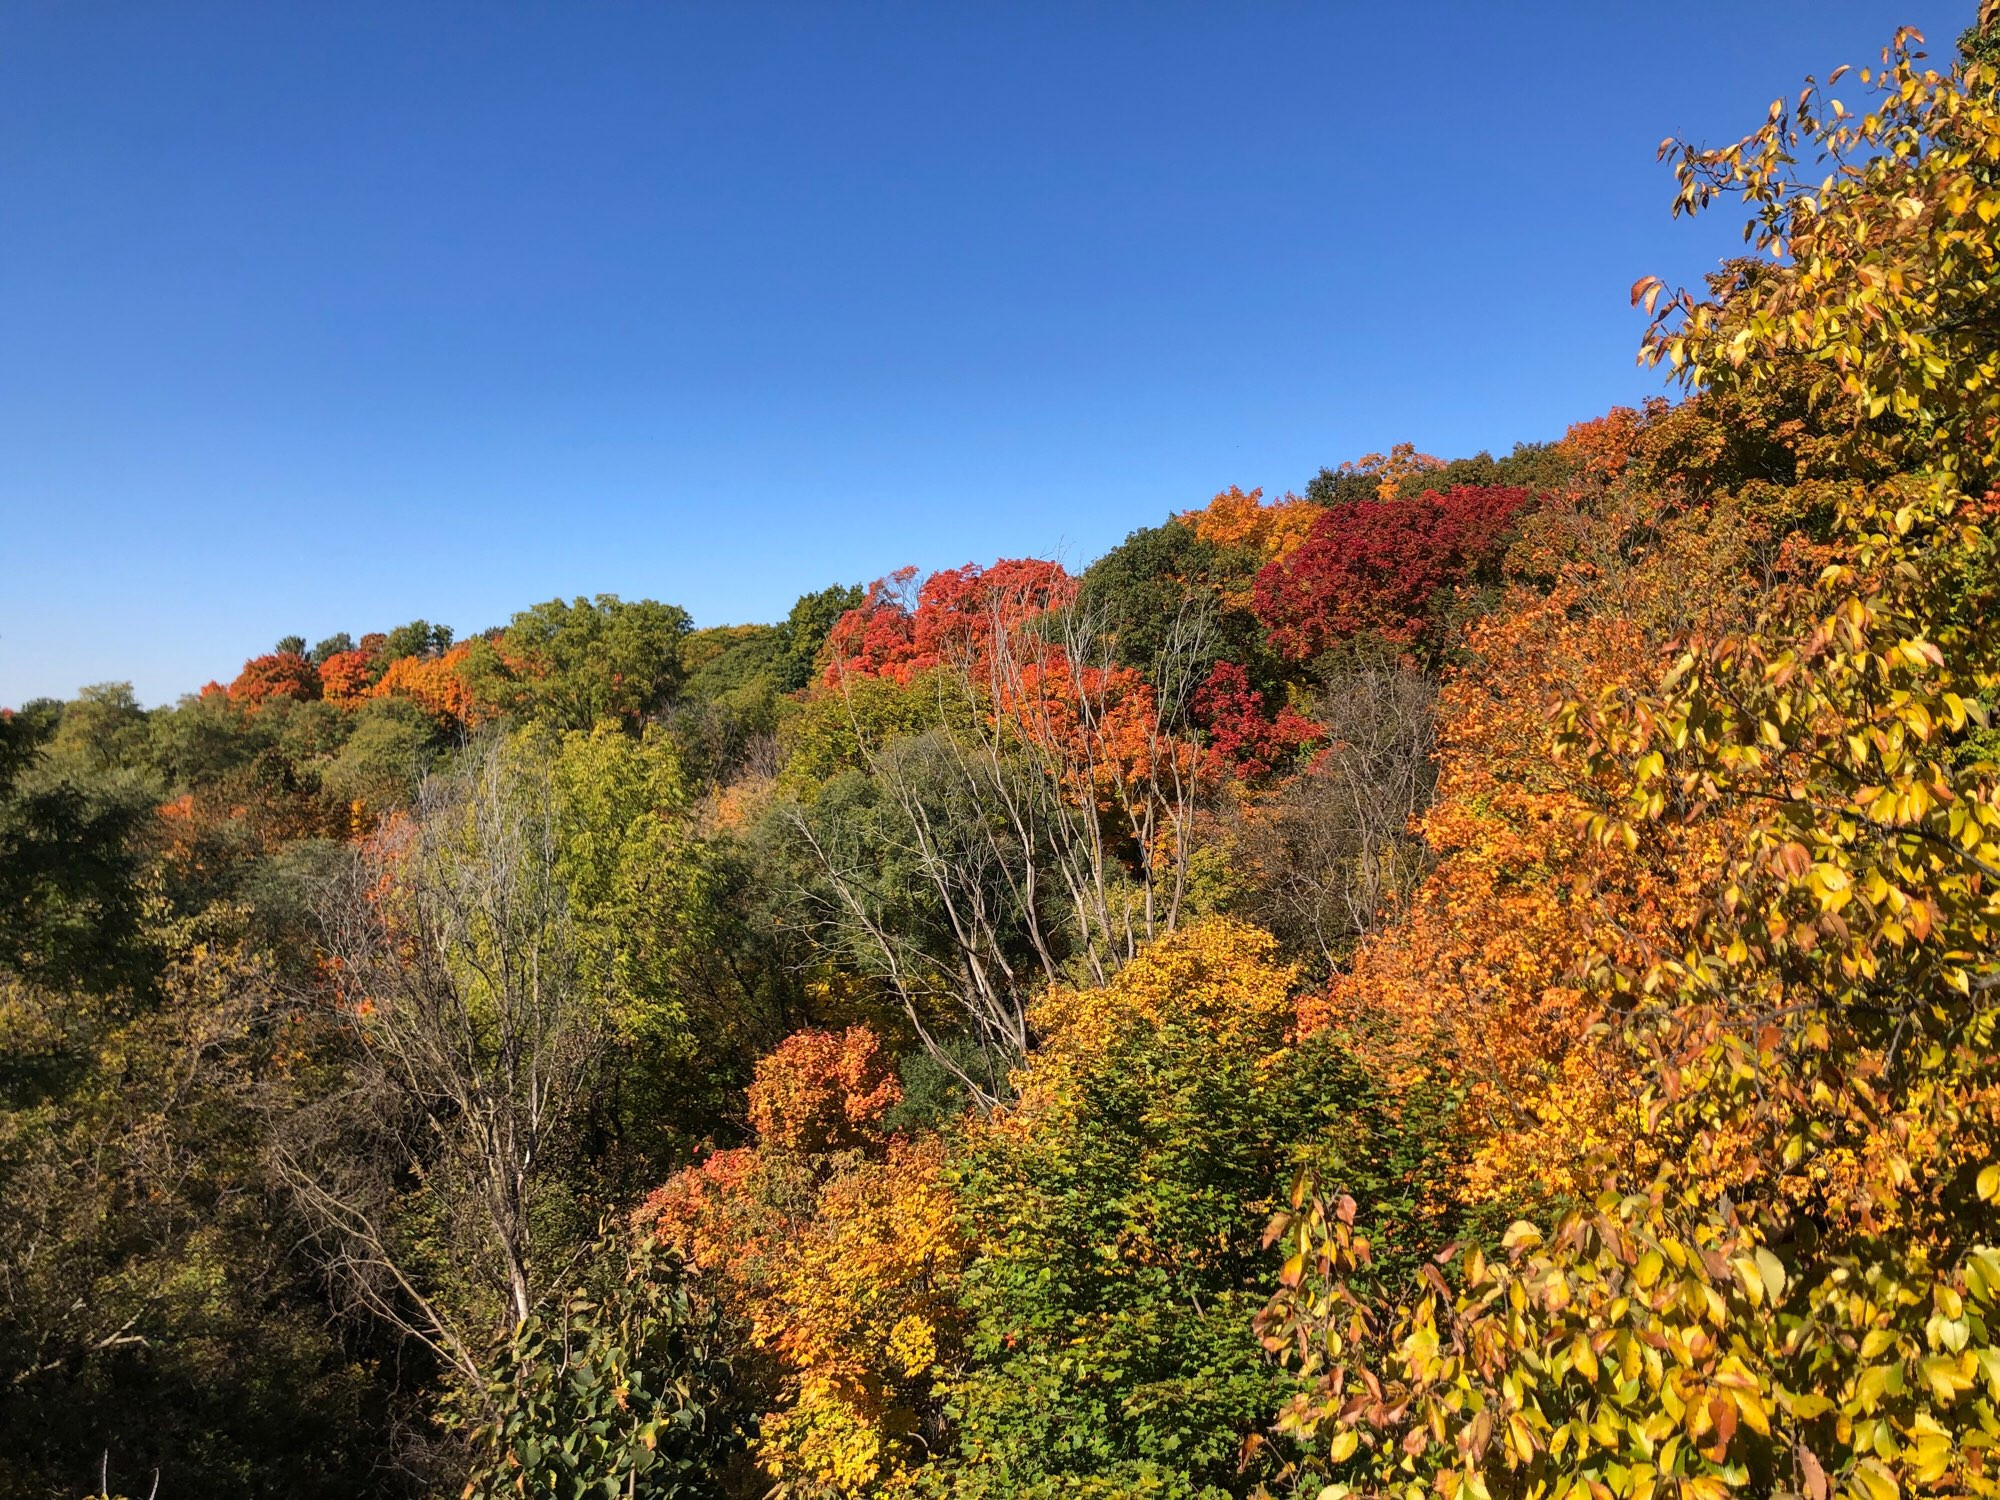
[2,693,401,1499]
[308,632,354,665]
[675,624,789,779]
[1079,519,1265,685]
[380,618,453,662]
[317,695,443,820]
[496,595,694,731]
[44,683,156,783]
[0,936,401,1500]
[0,707,151,992]
[541,721,746,1177]
[775,582,866,694]
[935,921,1449,1499]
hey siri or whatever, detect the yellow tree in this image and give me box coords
[1263,30,2000,1500]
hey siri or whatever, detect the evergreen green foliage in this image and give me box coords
[776,583,867,694]
[1079,520,1268,686]
[317,695,443,817]
[309,632,355,665]
[381,618,454,662]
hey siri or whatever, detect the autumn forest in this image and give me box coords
[8,18,2000,1500]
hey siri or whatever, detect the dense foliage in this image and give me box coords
[8,16,1998,1500]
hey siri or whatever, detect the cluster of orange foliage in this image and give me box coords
[744,1024,902,1153]
[1341,440,1446,500]
[993,652,1197,807]
[1556,398,1666,485]
[367,641,482,724]
[1292,467,1760,1207]
[210,635,489,728]
[318,633,387,700]
[815,554,1206,820]
[224,650,322,707]
[637,1025,966,1496]
[316,651,376,700]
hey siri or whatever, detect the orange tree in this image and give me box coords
[637,1023,968,1497]
[1260,29,2000,1500]
[1180,487,1322,606]
[369,640,484,727]
[228,649,322,707]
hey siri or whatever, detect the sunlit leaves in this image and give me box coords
[1640,34,2000,492]
[227,650,321,707]
[1262,28,2000,1500]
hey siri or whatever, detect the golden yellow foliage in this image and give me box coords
[1024,915,1295,1091]
[636,1027,965,1497]
[756,1136,965,1496]
[1293,485,1767,1211]
[1179,485,1321,570]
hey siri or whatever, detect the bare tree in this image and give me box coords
[272,739,605,1394]
[975,592,1210,977]
[1230,660,1438,975]
[785,578,1210,1107]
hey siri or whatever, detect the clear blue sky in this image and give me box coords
[0,1,1968,706]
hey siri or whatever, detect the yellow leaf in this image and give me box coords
[1502,1221,1543,1255]
[1573,1335,1600,1382]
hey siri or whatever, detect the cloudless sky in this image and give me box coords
[0,1,1969,705]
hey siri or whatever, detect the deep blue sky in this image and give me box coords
[0,2,1967,706]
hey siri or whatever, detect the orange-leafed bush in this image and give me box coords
[1558,396,1667,484]
[636,1021,965,1497]
[317,647,380,701]
[996,652,1199,807]
[751,1135,964,1495]
[1291,495,1757,1209]
[1342,440,1446,500]
[632,1146,769,1281]
[1290,591,1651,1205]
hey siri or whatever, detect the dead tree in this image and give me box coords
[1230,660,1438,974]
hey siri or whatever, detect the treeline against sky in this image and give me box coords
[7,18,2000,1500]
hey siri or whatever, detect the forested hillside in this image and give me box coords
[8,19,2000,1500]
